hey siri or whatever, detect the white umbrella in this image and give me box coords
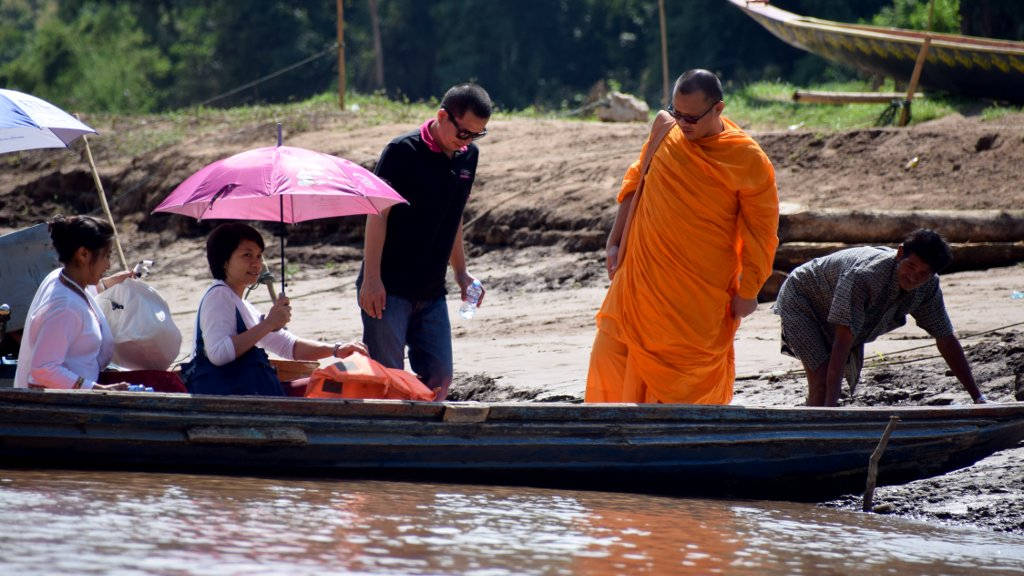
[0,88,127,271]
[0,88,96,153]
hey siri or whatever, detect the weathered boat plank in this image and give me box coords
[0,389,1020,500]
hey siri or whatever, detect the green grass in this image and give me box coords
[725,79,960,131]
[76,82,1022,158]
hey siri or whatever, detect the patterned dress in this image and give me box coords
[772,246,953,382]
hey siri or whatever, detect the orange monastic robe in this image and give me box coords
[586,117,779,404]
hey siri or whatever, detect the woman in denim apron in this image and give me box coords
[182,223,366,396]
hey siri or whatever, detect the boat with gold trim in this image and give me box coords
[728,0,1024,103]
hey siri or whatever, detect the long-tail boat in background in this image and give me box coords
[728,0,1024,103]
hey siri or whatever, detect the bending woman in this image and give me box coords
[184,223,365,396]
[14,216,134,390]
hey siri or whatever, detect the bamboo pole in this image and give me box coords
[864,415,900,511]
[81,133,129,272]
[336,0,346,109]
[898,0,935,126]
[793,90,923,104]
[658,0,670,107]
[898,38,931,126]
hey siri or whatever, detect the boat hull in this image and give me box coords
[729,0,1024,103]
[2,389,1022,499]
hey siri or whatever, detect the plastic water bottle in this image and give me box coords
[1012,290,1024,300]
[132,259,153,279]
[459,280,484,320]
[127,384,154,392]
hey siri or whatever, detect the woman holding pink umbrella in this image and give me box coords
[181,223,366,396]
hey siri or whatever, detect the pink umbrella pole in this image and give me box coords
[276,123,286,296]
[279,193,285,296]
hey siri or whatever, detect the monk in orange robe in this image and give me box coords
[586,69,779,404]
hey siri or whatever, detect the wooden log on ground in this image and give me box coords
[773,241,1024,273]
[792,90,923,104]
[779,209,1024,244]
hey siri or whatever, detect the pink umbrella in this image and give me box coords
[154,142,406,293]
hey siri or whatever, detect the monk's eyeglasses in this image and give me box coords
[667,100,721,124]
[443,107,488,141]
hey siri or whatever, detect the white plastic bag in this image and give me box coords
[97,278,182,370]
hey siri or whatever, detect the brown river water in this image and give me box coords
[0,469,1021,575]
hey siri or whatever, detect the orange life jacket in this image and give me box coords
[305,353,435,401]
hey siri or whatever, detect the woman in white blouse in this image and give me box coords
[14,216,134,390]
[182,223,366,396]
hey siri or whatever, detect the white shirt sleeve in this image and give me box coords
[198,284,298,365]
[198,286,240,366]
[240,298,298,359]
[27,305,95,389]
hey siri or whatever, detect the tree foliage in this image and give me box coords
[0,0,1021,114]
[870,0,961,33]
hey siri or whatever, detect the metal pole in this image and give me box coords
[81,133,129,271]
[280,194,286,296]
[276,122,286,296]
[337,0,346,109]
[658,0,670,107]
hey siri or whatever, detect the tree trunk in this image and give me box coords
[368,0,385,90]
[779,209,1024,244]
[773,241,1024,274]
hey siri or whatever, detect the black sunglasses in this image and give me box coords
[443,107,488,141]
[667,100,721,124]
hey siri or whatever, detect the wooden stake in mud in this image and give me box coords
[81,132,129,272]
[863,415,900,511]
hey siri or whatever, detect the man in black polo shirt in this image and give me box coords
[357,83,492,401]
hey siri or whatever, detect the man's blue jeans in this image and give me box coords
[361,294,453,394]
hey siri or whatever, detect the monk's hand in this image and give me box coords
[732,295,758,320]
[264,295,291,331]
[606,244,620,280]
[359,277,387,320]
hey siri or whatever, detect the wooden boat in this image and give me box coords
[728,0,1024,103]
[1,388,1022,499]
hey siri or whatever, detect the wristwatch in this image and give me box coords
[332,342,343,357]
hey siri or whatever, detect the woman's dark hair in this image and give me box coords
[901,228,953,273]
[48,215,114,264]
[206,223,265,280]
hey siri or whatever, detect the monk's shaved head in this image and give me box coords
[674,69,723,103]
